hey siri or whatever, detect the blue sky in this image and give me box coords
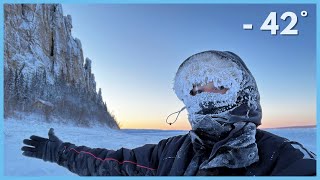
[62,4,316,129]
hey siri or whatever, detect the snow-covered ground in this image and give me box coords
[4,114,317,176]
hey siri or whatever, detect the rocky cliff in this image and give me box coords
[4,4,96,92]
[4,4,119,129]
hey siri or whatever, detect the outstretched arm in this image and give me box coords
[22,128,165,176]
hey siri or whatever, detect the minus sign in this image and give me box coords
[243,24,253,30]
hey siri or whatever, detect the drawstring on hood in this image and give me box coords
[165,106,186,125]
[173,50,262,169]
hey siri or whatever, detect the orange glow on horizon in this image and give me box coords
[120,117,315,130]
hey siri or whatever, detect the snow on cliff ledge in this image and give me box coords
[4,4,96,92]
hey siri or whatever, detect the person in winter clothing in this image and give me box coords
[22,50,316,176]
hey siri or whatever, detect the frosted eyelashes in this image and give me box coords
[189,82,229,96]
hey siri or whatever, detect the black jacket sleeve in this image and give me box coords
[270,141,316,176]
[55,139,167,176]
[249,130,316,176]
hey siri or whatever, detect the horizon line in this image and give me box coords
[120,124,316,131]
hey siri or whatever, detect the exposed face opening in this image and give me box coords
[190,82,229,96]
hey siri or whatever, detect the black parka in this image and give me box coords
[56,129,316,176]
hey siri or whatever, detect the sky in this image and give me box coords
[62,4,316,130]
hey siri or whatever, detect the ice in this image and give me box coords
[174,52,244,114]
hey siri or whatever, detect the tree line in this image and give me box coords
[4,64,120,129]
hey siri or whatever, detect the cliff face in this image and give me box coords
[4,4,118,129]
[4,4,95,93]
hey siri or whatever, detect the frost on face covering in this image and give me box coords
[173,51,262,127]
[173,50,262,169]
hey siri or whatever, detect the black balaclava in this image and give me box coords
[173,50,262,170]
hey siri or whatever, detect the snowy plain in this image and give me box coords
[4,113,317,176]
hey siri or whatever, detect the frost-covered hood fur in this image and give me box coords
[174,50,262,127]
